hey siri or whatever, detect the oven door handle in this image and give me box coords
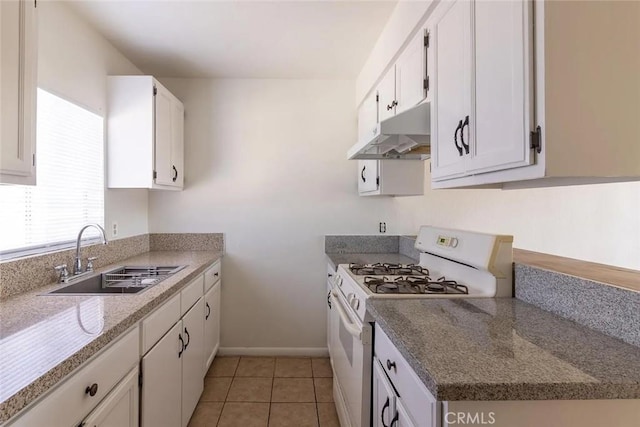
[331,290,362,340]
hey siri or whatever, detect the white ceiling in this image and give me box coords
[67,0,398,79]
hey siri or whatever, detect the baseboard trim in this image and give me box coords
[218,347,329,357]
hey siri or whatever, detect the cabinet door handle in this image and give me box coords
[85,383,98,397]
[206,302,211,320]
[390,410,399,427]
[454,119,463,156]
[361,165,366,182]
[460,115,470,154]
[184,327,190,350]
[172,165,178,182]
[386,100,398,111]
[381,397,390,427]
[178,333,184,358]
[327,291,332,309]
[386,359,397,372]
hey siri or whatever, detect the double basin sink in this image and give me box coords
[45,265,187,295]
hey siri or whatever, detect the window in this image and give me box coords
[0,89,104,259]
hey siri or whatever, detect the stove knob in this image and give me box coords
[451,237,459,248]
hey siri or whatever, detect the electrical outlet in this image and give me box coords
[379,222,387,233]
[112,222,118,237]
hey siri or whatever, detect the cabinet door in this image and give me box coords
[358,90,378,144]
[0,0,37,185]
[378,67,396,122]
[181,298,205,427]
[396,28,428,114]
[430,0,472,180]
[141,321,182,427]
[468,0,533,174]
[82,368,139,427]
[358,160,379,194]
[372,360,396,427]
[393,398,418,427]
[170,99,184,187]
[154,83,174,186]
[203,282,221,372]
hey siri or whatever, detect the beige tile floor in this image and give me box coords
[188,356,340,427]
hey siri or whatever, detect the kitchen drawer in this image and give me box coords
[204,261,221,292]
[9,326,139,427]
[181,274,204,315]
[141,293,181,354]
[375,324,436,426]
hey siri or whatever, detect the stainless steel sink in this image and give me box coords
[44,265,187,295]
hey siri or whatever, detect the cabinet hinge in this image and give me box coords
[138,369,143,387]
[153,86,158,96]
[153,170,157,179]
[376,93,379,102]
[376,176,380,187]
[530,125,542,154]
[32,153,36,167]
[423,76,429,91]
[34,0,37,8]
[424,32,430,48]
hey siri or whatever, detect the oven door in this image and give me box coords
[330,289,371,427]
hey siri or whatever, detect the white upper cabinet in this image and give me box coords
[358,159,379,194]
[107,76,184,190]
[0,0,37,185]
[431,0,640,188]
[430,0,472,181]
[468,0,532,175]
[357,90,378,144]
[396,27,430,115]
[378,67,397,122]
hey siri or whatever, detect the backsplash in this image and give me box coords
[150,233,224,251]
[515,264,640,347]
[0,233,224,300]
[325,235,399,254]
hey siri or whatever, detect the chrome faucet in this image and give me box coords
[73,224,108,275]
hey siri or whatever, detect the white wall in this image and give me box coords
[38,1,148,239]
[393,168,640,270]
[149,79,396,350]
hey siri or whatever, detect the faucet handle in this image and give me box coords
[54,264,69,283]
[86,257,98,272]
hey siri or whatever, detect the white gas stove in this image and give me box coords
[328,226,513,427]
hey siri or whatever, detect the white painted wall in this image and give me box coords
[393,167,640,270]
[38,1,148,239]
[149,79,396,350]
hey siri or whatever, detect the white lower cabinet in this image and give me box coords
[372,360,396,427]
[141,299,205,427]
[181,299,205,427]
[141,321,183,427]
[81,367,139,427]
[203,281,221,372]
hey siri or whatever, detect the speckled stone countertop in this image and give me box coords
[326,253,418,271]
[0,250,222,423]
[367,298,640,401]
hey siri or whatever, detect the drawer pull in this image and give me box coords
[214,272,219,277]
[85,383,98,397]
[386,359,397,372]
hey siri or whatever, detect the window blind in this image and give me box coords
[0,89,104,259]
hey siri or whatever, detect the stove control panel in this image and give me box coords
[436,235,459,248]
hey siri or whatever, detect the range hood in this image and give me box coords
[348,101,431,160]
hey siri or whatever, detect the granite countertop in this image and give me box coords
[0,250,223,423]
[326,253,418,270]
[367,298,640,401]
